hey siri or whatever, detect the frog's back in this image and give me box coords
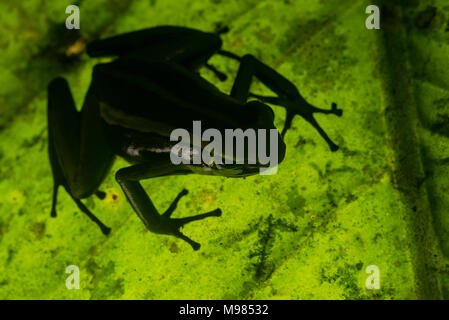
[87,26,221,62]
[92,59,261,135]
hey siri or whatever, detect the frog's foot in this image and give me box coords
[162,189,222,250]
[283,101,342,152]
[249,93,342,151]
[171,208,222,250]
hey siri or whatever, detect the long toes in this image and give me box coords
[177,232,201,250]
[101,226,111,235]
[199,208,222,218]
[95,190,107,200]
[331,103,343,116]
[329,143,339,152]
[211,208,222,217]
[180,189,189,196]
[217,72,228,81]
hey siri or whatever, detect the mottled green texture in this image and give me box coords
[0,0,448,299]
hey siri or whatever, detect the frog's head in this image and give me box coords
[189,100,286,177]
[244,100,286,172]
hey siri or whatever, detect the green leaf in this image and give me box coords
[0,0,448,299]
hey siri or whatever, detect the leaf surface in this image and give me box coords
[0,0,448,299]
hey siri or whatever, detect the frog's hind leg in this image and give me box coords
[87,26,229,81]
[115,157,222,250]
[221,53,342,151]
[47,77,113,235]
[48,155,110,235]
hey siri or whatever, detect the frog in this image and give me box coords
[47,26,342,250]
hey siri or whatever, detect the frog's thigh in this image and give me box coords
[48,78,113,199]
[77,87,114,198]
[48,78,81,190]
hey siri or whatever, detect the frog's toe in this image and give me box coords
[205,63,228,81]
[174,208,222,227]
[101,225,112,235]
[95,190,107,200]
[175,231,201,251]
[215,24,230,35]
[169,208,222,249]
[162,189,190,217]
[331,103,343,117]
[216,72,227,82]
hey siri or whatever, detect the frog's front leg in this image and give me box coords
[47,78,114,234]
[222,53,342,151]
[115,157,221,250]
